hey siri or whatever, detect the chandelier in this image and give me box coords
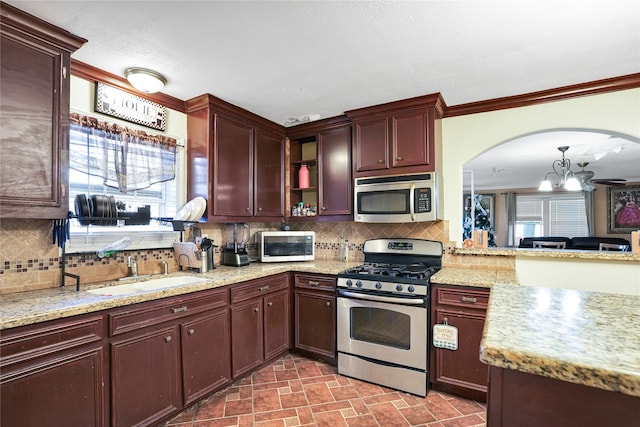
[538,146,582,191]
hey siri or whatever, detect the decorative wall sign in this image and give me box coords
[607,185,640,233]
[95,82,167,131]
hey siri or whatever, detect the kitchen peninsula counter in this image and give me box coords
[454,246,640,262]
[481,284,640,426]
[431,267,518,288]
[0,260,360,330]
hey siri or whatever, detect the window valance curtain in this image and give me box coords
[69,112,176,193]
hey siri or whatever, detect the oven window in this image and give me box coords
[264,236,312,256]
[350,307,410,350]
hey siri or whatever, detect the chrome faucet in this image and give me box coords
[127,256,138,277]
[161,260,169,275]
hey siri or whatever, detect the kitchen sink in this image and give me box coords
[86,275,209,296]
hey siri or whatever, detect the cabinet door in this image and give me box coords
[181,308,231,406]
[353,117,389,172]
[392,110,429,168]
[0,29,69,218]
[111,326,181,427]
[432,307,488,400]
[1,346,105,427]
[231,299,264,378]
[318,127,352,215]
[264,289,290,360]
[214,114,253,216]
[294,290,336,360]
[254,129,285,217]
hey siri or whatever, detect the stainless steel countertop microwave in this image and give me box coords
[354,173,440,223]
[256,231,315,262]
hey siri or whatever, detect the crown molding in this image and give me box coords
[445,73,640,117]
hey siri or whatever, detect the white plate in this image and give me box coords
[174,202,193,221]
[187,197,207,221]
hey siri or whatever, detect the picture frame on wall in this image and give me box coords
[607,185,640,233]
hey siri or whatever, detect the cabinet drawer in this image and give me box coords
[109,288,228,336]
[294,274,335,292]
[435,287,489,309]
[230,274,288,304]
[1,315,104,366]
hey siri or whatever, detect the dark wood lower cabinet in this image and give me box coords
[231,298,265,378]
[1,346,105,427]
[111,325,182,427]
[0,314,106,427]
[430,285,490,401]
[487,366,640,427]
[230,274,290,379]
[181,308,231,406]
[293,273,336,362]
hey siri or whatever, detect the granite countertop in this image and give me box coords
[431,268,518,288]
[480,284,640,397]
[0,260,360,330]
[454,247,640,262]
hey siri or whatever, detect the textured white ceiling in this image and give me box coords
[5,0,640,189]
[7,0,640,125]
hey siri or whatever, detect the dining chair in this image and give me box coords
[599,243,630,252]
[532,241,567,249]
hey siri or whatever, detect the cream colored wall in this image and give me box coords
[442,88,640,246]
[70,76,188,138]
[516,257,640,296]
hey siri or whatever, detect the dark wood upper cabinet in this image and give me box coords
[186,94,285,222]
[346,93,444,178]
[0,3,86,218]
[287,115,352,221]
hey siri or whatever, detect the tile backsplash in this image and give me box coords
[0,217,505,294]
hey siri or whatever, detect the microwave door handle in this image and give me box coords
[409,183,416,221]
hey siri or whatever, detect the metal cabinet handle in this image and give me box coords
[165,336,172,342]
[260,285,269,291]
[461,296,477,303]
[267,301,273,307]
[188,329,195,335]
[254,307,259,312]
[326,301,331,307]
[246,207,251,212]
[309,281,319,286]
[321,206,327,211]
[376,159,384,163]
[396,156,403,161]
[172,306,188,313]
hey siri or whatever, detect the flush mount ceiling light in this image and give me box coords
[538,146,582,192]
[124,67,167,93]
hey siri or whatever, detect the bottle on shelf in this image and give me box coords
[298,163,310,189]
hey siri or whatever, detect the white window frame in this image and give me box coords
[66,114,186,254]
[515,192,588,242]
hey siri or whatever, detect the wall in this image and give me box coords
[442,88,640,246]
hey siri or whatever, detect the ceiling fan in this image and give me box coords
[575,162,627,191]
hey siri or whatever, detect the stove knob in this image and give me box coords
[375,282,382,289]
[408,285,415,293]
[356,280,363,288]
[395,284,403,292]
[346,279,353,287]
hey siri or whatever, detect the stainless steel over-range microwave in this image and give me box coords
[354,173,440,223]
[256,231,315,262]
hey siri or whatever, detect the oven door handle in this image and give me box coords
[338,290,425,305]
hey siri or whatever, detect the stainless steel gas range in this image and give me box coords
[336,238,443,397]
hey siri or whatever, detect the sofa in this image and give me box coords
[518,236,631,251]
